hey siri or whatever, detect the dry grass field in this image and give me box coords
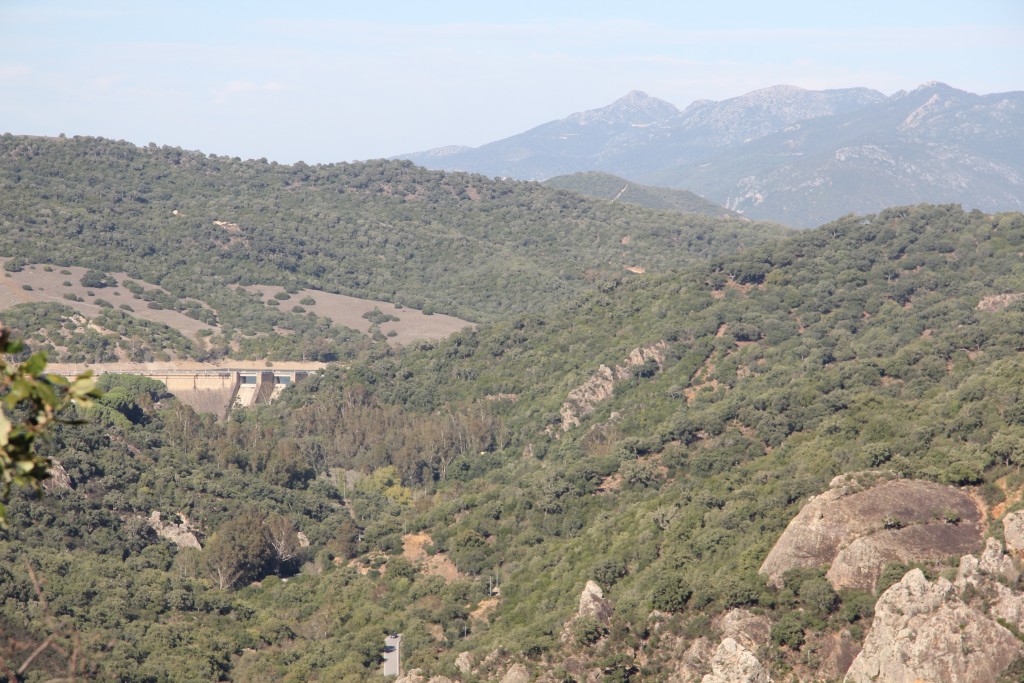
[1,259,471,352]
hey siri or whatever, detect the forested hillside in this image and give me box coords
[542,172,738,218]
[3,204,1024,681]
[0,135,787,355]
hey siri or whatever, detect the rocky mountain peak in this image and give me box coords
[567,90,679,126]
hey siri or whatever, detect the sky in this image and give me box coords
[1,1,1021,164]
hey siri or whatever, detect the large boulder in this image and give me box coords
[577,580,614,623]
[760,473,982,591]
[561,580,615,645]
[845,568,1022,683]
[700,638,770,683]
[147,510,202,550]
[712,609,771,652]
[1003,509,1024,555]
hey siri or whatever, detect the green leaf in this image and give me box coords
[23,352,48,377]
[5,378,31,405]
[35,382,58,411]
[45,373,70,387]
[69,375,98,399]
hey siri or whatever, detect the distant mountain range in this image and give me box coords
[401,83,1024,227]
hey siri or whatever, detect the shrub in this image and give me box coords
[573,616,608,645]
[771,612,806,649]
[80,269,116,288]
[651,576,691,612]
[592,559,627,587]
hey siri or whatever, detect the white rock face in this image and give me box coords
[454,651,473,675]
[577,580,614,623]
[1003,510,1024,554]
[844,568,1022,683]
[44,458,73,490]
[700,638,770,683]
[501,663,530,683]
[978,536,1020,582]
[712,609,771,652]
[147,510,201,549]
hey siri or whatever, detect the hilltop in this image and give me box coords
[542,172,739,218]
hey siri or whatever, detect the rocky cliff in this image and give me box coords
[760,473,982,591]
[845,548,1023,683]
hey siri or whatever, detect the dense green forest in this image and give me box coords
[3,204,1024,680]
[0,135,788,363]
[542,172,739,218]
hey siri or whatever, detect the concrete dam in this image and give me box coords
[48,362,326,418]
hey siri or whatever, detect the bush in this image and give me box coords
[573,616,608,645]
[651,576,691,612]
[80,269,116,288]
[592,559,627,587]
[770,612,806,649]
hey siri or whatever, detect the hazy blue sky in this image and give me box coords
[1,1,1021,163]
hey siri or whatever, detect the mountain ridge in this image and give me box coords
[400,82,1024,227]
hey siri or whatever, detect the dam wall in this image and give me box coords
[48,364,322,419]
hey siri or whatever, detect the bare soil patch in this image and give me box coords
[1,259,470,351]
[244,285,471,347]
[402,532,463,583]
[0,261,216,339]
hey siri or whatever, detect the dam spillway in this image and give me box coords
[47,362,326,419]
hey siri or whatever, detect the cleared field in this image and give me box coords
[0,261,215,337]
[1,259,472,348]
[243,285,471,346]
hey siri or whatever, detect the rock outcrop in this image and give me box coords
[667,637,715,683]
[500,663,530,683]
[955,538,1024,634]
[760,473,982,591]
[558,342,667,431]
[395,670,454,683]
[561,580,614,645]
[577,580,614,623]
[712,609,770,652]
[700,638,770,683]
[1004,509,1024,555]
[44,458,72,490]
[147,510,202,549]
[658,610,771,683]
[454,652,473,675]
[845,565,1023,683]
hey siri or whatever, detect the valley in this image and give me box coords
[2,135,1024,682]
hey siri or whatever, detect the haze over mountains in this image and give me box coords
[402,82,1024,227]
